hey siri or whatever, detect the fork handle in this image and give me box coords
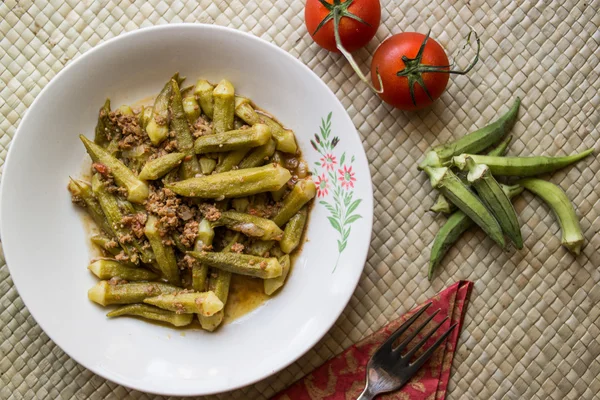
[356,385,376,400]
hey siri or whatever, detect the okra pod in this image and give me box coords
[88,280,178,306]
[68,178,112,234]
[238,139,277,169]
[94,98,117,148]
[139,106,153,130]
[192,219,214,292]
[194,79,214,119]
[280,207,308,253]
[144,215,180,285]
[170,79,202,180]
[88,259,158,281]
[212,79,235,134]
[272,179,316,227]
[144,291,223,316]
[231,197,250,212]
[194,124,271,154]
[430,135,513,214]
[146,73,180,145]
[424,166,505,248]
[107,304,193,327]
[264,255,291,295]
[519,178,584,255]
[419,97,520,169]
[182,95,200,124]
[465,157,523,248]
[187,251,282,279]
[213,211,284,241]
[452,149,594,177]
[138,152,185,181]
[215,149,249,173]
[199,157,218,175]
[165,164,291,199]
[246,240,275,257]
[90,235,136,267]
[429,184,523,280]
[80,135,149,204]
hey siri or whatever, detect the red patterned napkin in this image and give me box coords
[272,281,473,400]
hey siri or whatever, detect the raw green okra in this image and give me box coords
[419,97,520,169]
[272,179,316,227]
[429,184,523,280]
[519,178,584,255]
[465,157,523,248]
[68,179,112,234]
[199,234,240,331]
[452,148,594,177]
[146,73,181,145]
[170,79,202,180]
[80,135,149,204]
[424,166,506,248]
[213,80,235,134]
[234,99,297,153]
[138,152,185,181]
[144,291,223,316]
[92,175,145,264]
[191,220,214,293]
[88,259,158,281]
[213,211,284,241]
[264,255,291,295]
[88,281,179,306]
[430,135,513,214]
[107,304,193,327]
[182,95,200,124]
[188,251,282,279]
[280,207,308,253]
[144,215,180,286]
[215,149,250,173]
[194,124,271,154]
[238,139,277,169]
[194,79,214,119]
[165,164,291,199]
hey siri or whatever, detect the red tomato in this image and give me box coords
[371,32,450,111]
[305,0,381,53]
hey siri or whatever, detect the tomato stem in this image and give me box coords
[314,0,383,94]
[396,30,481,106]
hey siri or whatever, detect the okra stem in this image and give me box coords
[519,178,584,255]
[194,79,215,119]
[452,148,594,176]
[213,79,235,134]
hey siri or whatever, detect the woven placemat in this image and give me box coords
[1,1,599,399]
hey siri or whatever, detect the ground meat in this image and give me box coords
[231,242,244,253]
[154,115,167,125]
[163,139,178,152]
[198,203,221,222]
[108,277,128,285]
[192,116,213,137]
[181,220,199,247]
[259,261,267,270]
[114,251,128,261]
[178,204,196,221]
[145,186,183,236]
[92,162,111,176]
[105,239,118,249]
[118,234,133,244]
[70,194,86,207]
[178,254,196,270]
[121,212,148,239]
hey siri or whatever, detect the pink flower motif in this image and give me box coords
[320,154,337,171]
[338,165,356,190]
[315,173,329,197]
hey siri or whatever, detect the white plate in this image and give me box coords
[0,24,373,396]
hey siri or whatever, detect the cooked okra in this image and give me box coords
[88,259,158,281]
[144,291,223,316]
[72,73,314,331]
[107,304,193,327]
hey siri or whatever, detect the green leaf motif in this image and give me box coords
[327,216,342,233]
[347,199,362,215]
[345,214,362,225]
[339,152,346,166]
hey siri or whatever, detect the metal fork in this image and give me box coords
[357,303,457,400]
